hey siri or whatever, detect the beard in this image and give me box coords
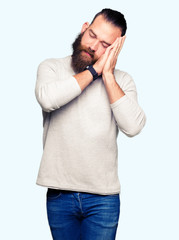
[71,32,98,73]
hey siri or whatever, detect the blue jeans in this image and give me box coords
[46,188,120,240]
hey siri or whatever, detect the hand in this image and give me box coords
[93,36,126,76]
[103,36,126,75]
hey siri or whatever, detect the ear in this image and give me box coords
[81,22,90,33]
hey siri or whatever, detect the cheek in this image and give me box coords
[96,47,106,58]
[81,36,86,46]
[81,33,91,47]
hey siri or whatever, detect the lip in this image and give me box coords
[83,51,92,58]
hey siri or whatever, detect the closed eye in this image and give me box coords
[89,31,96,38]
[88,29,111,48]
[101,42,110,48]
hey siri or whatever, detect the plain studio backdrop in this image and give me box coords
[0,0,178,239]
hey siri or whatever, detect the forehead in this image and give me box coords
[89,15,122,44]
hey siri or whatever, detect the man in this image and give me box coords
[35,8,146,240]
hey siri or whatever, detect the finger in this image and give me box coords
[107,39,118,53]
[109,37,120,57]
[115,36,126,57]
[103,41,118,63]
[108,38,121,60]
[114,38,122,56]
[119,35,126,51]
[105,36,124,63]
[98,43,114,66]
[111,36,126,65]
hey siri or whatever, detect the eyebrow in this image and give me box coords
[89,29,111,46]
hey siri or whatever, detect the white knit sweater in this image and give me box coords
[35,55,146,195]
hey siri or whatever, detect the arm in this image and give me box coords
[74,70,93,91]
[110,71,146,137]
[94,37,126,103]
[94,37,146,137]
[35,58,93,112]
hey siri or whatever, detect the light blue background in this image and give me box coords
[1,0,178,239]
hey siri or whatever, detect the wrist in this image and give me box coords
[102,71,115,82]
[93,63,101,75]
[86,65,99,81]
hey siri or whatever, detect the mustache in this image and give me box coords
[80,47,95,58]
[75,44,96,59]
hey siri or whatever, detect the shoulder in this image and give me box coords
[37,56,71,71]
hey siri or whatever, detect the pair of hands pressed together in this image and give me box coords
[94,36,126,80]
[93,35,126,103]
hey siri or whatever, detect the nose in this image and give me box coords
[90,40,99,52]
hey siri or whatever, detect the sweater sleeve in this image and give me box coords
[35,58,82,112]
[110,71,146,137]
